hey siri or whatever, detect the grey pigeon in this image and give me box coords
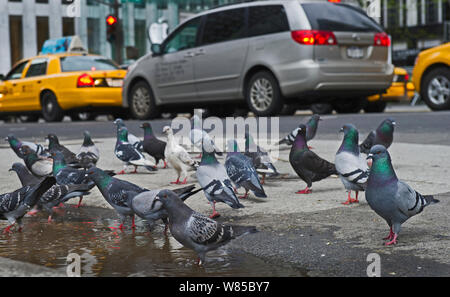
[359,118,396,154]
[196,141,244,218]
[366,145,439,245]
[46,134,80,167]
[9,163,92,222]
[76,131,99,169]
[244,132,278,184]
[225,139,266,199]
[20,145,53,177]
[113,118,143,151]
[335,124,369,205]
[50,151,95,208]
[130,185,202,232]
[87,166,147,230]
[155,189,257,265]
[278,114,322,145]
[0,176,56,233]
[289,124,337,194]
[140,122,167,168]
[189,114,223,158]
[115,127,157,174]
[5,134,49,159]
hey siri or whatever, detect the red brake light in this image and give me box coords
[374,33,390,47]
[405,73,409,82]
[77,73,95,88]
[328,0,341,2]
[291,30,337,46]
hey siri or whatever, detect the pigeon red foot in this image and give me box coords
[296,187,312,194]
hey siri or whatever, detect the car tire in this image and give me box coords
[19,115,40,123]
[246,71,283,116]
[333,98,365,114]
[41,91,64,122]
[421,67,450,111]
[310,103,333,115]
[278,104,297,116]
[129,81,160,120]
[70,112,97,121]
[364,101,387,113]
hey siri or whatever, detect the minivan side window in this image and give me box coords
[25,58,48,78]
[163,17,201,54]
[200,8,246,46]
[5,61,28,80]
[248,5,290,37]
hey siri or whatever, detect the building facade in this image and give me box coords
[0,0,238,75]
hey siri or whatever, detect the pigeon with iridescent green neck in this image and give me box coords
[5,134,49,159]
[20,146,53,177]
[366,145,439,245]
[115,127,157,174]
[225,140,266,199]
[289,124,337,194]
[335,124,369,205]
[140,122,167,168]
[113,118,143,151]
[196,140,244,219]
[46,134,80,167]
[359,118,396,154]
[278,114,321,145]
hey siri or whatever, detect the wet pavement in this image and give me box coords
[0,206,305,277]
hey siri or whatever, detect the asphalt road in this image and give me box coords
[1,106,450,146]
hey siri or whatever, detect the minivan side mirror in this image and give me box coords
[151,44,162,56]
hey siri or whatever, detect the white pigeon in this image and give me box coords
[335,124,369,205]
[163,126,197,184]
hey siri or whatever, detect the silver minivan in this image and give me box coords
[123,0,394,119]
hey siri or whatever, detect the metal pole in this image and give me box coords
[113,0,122,65]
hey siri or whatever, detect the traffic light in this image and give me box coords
[106,15,118,43]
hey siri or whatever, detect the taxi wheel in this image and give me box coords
[364,101,387,113]
[129,81,160,120]
[41,92,64,122]
[421,67,450,111]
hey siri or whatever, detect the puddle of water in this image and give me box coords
[0,206,305,277]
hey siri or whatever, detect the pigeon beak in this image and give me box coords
[339,127,344,133]
[8,168,13,172]
[392,121,397,126]
[4,137,8,141]
[366,153,374,160]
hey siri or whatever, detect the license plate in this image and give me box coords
[347,46,364,59]
[106,78,123,87]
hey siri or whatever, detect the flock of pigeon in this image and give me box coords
[0,114,440,265]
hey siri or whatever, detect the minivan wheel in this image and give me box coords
[421,67,450,111]
[310,103,333,115]
[246,71,283,116]
[41,91,64,122]
[129,81,160,120]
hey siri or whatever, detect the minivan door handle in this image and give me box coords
[184,52,195,58]
[195,49,205,56]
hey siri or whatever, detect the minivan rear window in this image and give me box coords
[60,55,118,72]
[302,3,383,33]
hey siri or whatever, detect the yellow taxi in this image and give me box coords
[365,67,415,112]
[411,42,450,111]
[0,38,127,122]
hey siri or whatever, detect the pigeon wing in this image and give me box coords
[187,212,233,246]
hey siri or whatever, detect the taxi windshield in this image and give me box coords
[60,55,118,72]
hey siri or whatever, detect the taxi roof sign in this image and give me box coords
[40,36,87,55]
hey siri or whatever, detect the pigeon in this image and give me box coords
[46,134,80,167]
[359,118,396,154]
[113,118,143,151]
[0,176,56,233]
[9,163,91,222]
[76,131,99,169]
[225,139,266,199]
[140,122,167,168]
[155,189,257,265]
[196,141,244,218]
[50,151,95,208]
[278,114,322,145]
[20,145,53,177]
[189,114,222,158]
[163,126,197,184]
[244,132,278,184]
[289,124,337,194]
[366,145,439,245]
[335,124,369,205]
[114,126,157,174]
[9,162,42,186]
[130,184,202,232]
[5,134,49,159]
[87,166,147,230]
